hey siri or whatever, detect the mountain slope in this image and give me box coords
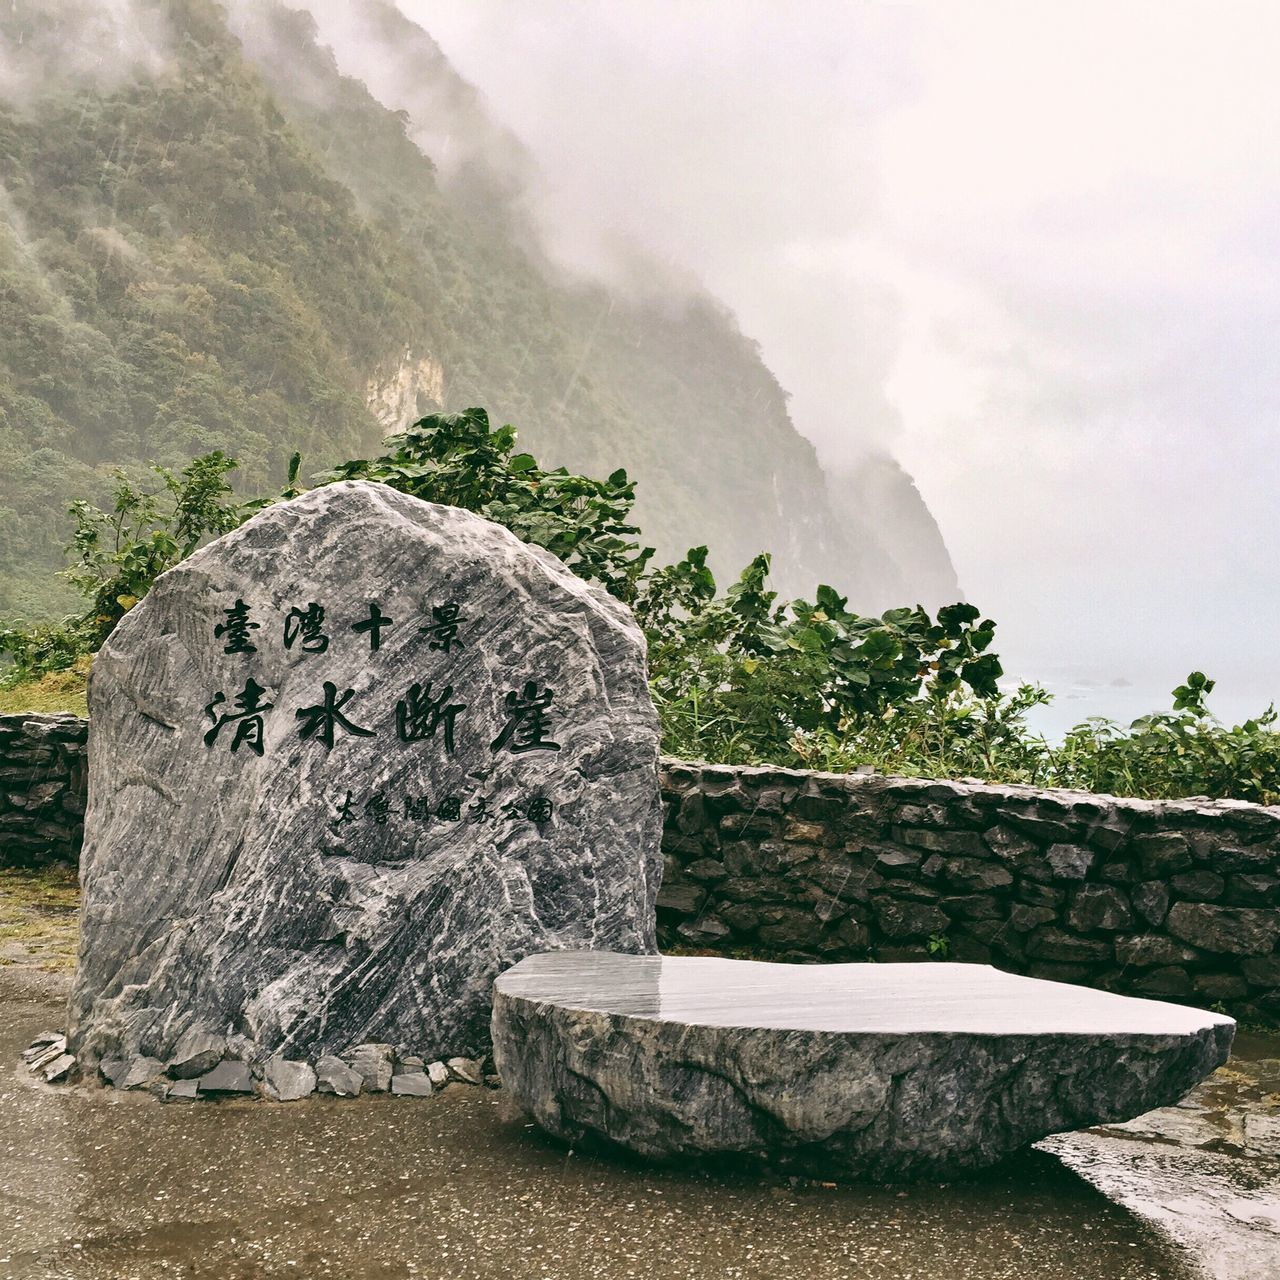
[0,0,959,622]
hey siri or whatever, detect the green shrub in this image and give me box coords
[3,410,1277,805]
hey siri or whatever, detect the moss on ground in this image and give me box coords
[0,657,91,717]
[0,866,80,971]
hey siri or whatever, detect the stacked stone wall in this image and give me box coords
[658,760,1280,1024]
[0,713,87,867]
[3,716,1278,1024]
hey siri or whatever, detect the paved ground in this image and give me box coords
[2,965,1278,1280]
[1,877,1278,1280]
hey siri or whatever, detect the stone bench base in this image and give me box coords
[492,952,1235,1180]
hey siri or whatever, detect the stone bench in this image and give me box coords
[492,951,1234,1179]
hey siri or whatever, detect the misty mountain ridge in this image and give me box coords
[0,0,959,622]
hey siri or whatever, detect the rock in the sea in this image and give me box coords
[66,481,662,1078]
[492,952,1236,1180]
[315,1055,363,1097]
[262,1057,317,1102]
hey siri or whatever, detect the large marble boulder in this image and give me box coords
[492,952,1235,1180]
[68,481,662,1079]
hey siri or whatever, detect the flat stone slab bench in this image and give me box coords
[492,952,1235,1180]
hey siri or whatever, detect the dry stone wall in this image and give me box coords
[657,761,1280,1025]
[0,713,86,867]
[3,716,1279,1024]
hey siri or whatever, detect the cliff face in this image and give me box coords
[364,350,445,432]
[829,454,962,611]
[0,0,960,620]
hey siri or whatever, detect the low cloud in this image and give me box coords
[0,0,169,100]
[401,0,1280,705]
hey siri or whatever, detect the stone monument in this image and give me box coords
[493,951,1235,1179]
[67,481,662,1089]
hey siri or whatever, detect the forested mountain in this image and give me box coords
[0,0,958,622]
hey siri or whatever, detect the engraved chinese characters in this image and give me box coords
[205,598,559,764]
[68,482,663,1078]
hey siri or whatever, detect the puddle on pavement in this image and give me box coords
[1043,1029,1280,1280]
[2,973,1278,1280]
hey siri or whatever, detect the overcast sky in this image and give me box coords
[397,0,1279,717]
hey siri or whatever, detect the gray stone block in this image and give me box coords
[262,1057,317,1102]
[1067,885,1133,932]
[42,1053,75,1083]
[391,1072,434,1096]
[344,1043,394,1093]
[116,1056,165,1090]
[1045,844,1096,881]
[167,1029,226,1080]
[1166,903,1280,956]
[197,1060,255,1095]
[447,1056,483,1085]
[315,1055,363,1097]
[493,952,1234,1180]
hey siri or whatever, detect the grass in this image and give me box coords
[0,657,91,717]
[0,866,81,971]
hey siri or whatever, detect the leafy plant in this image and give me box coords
[0,618,98,691]
[1051,689,1280,805]
[639,550,1004,765]
[321,409,653,601]
[0,452,243,683]
[62,451,243,643]
[3,406,1277,808]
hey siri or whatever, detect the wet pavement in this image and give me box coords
[2,966,1278,1280]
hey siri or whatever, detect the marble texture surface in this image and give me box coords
[492,952,1235,1180]
[67,482,662,1078]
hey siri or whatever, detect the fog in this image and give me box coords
[0,0,169,96]
[7,0,1275,726]
[380,0,1280,727]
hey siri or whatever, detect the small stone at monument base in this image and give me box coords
[26,1043,67,1074]
[168,1029,227,1080]
[22,1032,63,1061]
[344,1043,394,1093]
[398,1055,425,1071]
[118,1056,165,1090]
[262,1057,317,1102]
[315,1055,363,1097]
[447,1056,483,1085]
[426,1061,450,1088]
[390,1072,434,1097]
[164,1079,200,1103]
[197,1060,255,1095]
[99,1058,127,1087]
[42,1053,75,1083]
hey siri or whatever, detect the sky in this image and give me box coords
[388,0,1280,726]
